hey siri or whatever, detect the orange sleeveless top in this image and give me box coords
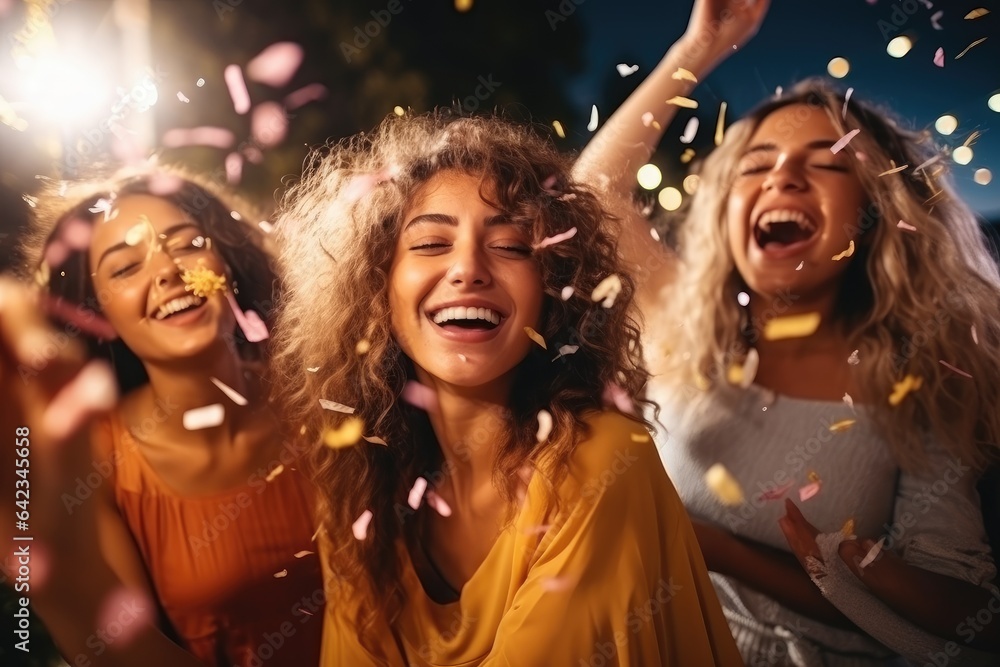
[94,412,324,667]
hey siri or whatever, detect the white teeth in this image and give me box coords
[431,306,502,325]
[155,295,205,320]
[757,209,815,232]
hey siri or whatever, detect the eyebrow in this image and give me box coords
[741,139,841,157]
[402,213,512,231]
[95,221,201,269]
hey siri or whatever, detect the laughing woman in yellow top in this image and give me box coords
[268,113,743,666]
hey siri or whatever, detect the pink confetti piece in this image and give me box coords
[183,404,225,430]
[294,550,314,558]
[931,10,943,30]
[830,129,860,154]
[795,261,804,271]
[225,152,243,185]
[343,166,399,203]
[284,83,327,110]
[177,91,190,103]
[147,172,184,196]
[162,126,236,149]
[247,42,304,87]
[224,64,252,114]
[251,101,289,149]
[352,510,373,540]
[939,360,972,378]
[59,217,92,251]
[402,380,438,412]
[933,47,945,67]
[43,295,118,340]
[540,576,575,592]
[560,286,575,301]
[756,480,795,502]
[426,490,452,517]
[798,481,822,502]
[897,220,917,232]
[210,376,248,406]
[536,409,553,442]
[843,393,854,409]
[535,226,577,249]
[274,569,288,578]
[972,325,979,345]
[226,292,269,342]
[616,63,638,77]
[859,537,886,569]
[842,88,854,119]
[43,239,70,268]
[602,382,635,415]
[407,477,428,510]
[319,399,355,413]
[541,174,559,192]
[97,589,152,648]
[641,111,656,127]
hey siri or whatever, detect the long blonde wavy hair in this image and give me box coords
[663,78,1000,473]
[269,112,650,650]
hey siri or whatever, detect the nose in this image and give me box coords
[148,242,182,288]
[761,154,807,192]
[445,241,491,287]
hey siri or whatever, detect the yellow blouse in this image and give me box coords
[321,410,743,666]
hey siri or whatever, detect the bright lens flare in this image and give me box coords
[658,186,682,211]
[887,36,913,58]
[934,115,958,135]
[952,146,973,165]
[827,57,850,78]
[637,164,662,190]
[17,53,112,125]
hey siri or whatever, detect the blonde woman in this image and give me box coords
[574,1,1000,665]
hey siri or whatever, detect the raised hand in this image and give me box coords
[678,0,771,70]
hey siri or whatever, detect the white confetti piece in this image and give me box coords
[306,366,320,372]
[641,111,659,129]
[177,91,190,103]
[735,348,759,389]
[265,464,284,482]
[426,490,452,517]
[587,105,599,132]
[196,77,206,87]
[931,10,943,29]
[352,510,373,540]
[650,228,660,241]
[705,463,744,506]
[319,399,356,413]
[859,537,886,569]
[842,87,853,119]
[560,286,575,301]
[679,117,699,144]
[553,344,579,361]
[402,380,438,412]
[848,350,860,365]
[591,274,622,308]
[458,354,467,362]
[183,404,225,430]
[830,129,860,154]
[972,325,979,345]
[210,377,249,406]
[616,63,638,77]
[535,227,577,249]
[536,409,553,442]
[274,569,288,578]
[843,393,854,409]
[795,261,804,271]
[224,64,252,114]
[939,360,972,378]
[407,477,428,510]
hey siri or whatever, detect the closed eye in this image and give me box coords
[813,164,850,172]
[492,245,532,257]
[738,164,772,176]
[110,263,140,278]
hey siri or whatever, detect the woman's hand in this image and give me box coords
[690,518,742,574]
[677,0,771,71]
[777,498,824,574]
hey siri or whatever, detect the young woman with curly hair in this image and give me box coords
[575,1,1000,664]
[267,111,742,665]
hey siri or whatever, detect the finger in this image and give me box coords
[0,278,87,377]
[42,359,118,442]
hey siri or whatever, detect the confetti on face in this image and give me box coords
[323,416,365,449]
[705,463,744,506]
[284,83,327,110]
[798,481,822,502]
[829,418,856,433]
[650,228,660,241]
[319,399,355,413]
[965,8,990,19]
[552,344,579,361]
[552,120,566,139]
[888,374,923,406]
[560,286,575,301]
[183,404,225,430]
[210,377,248,406]
[265,464,284,482]
[859,536,886,569]
[535,409,553,442]
[671,67,697,83]
[426,490,452,517]
[843,393,854,409]
[535,226,577,249]
[763,312,821,341]
[407,477,428,510]
[591,274,622,308]
[897,220,917,232]
[89,197,118,221]
[182,266,228,298]
[715,101,727,146]
[124,221,149,247]
[832,240,856,261]
[247,42,304,87]
[756,480,794,502]
[402,380,439,412]
[352,510,373,540]
[955,37,987,59]
[587,105,599,132]
[616,63,639,77]
[363,435,388,446]
[933,48,945,67]
[666,96,698,109]
[848,349,860,365]
[679,117,699,144]
[524,326,547,349]
[830,129,860,155]
[939,360,973,378]
[274,569,288,578]
[177,91,190,103]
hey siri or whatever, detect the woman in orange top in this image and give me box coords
[15,166,323,667]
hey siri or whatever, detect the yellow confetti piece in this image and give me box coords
[322,416,365,449]
[680,148,695,164]
[591,273,622,308]
[665,96,698,109]
[832,240,855,261]
[552,120,566,138]
[878,163,908,176]
[841,518,855,537]
[965,8,990,19]
[124,222,149,246]
[182,266,227,298]
[763,312,821,341]
[705,463,744,506]
[726,348,759,389]
[807,470,822,484]
[265,464,285,482]
[829,418,856,433]
[355,339,371,355]
[888,374,923,406]
[524,326,547,349]
[630,431,651,442]
[693,373,710,391]
[955,37,987,59]
[393,105,405,116]
[715,101,727,146]
[671,67,698,83]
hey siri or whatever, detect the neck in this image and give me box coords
[748,286,844,357]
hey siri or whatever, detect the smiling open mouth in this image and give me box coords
[154,294,206,320]
[753,209,818,250]
[430,306,502,331]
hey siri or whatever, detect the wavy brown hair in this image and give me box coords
[661,79,1000,472]
[270,112,651,651]
[18,164,279,394]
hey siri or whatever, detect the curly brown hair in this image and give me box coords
[18,164,279,394]
[270,111,652,649]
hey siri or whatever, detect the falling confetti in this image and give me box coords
[356,339,372,354]
[552,120,565,138]
[294,550,314,558]
[715,101,727,146]
[407,477,428,510]
[727,348,759,389]
[274,569,288,578]
[616,63,639,77]
[535,227,577,249]
[650,228,660,241]
[402,380,438,412]
[603,382,635,414]
[897,220,917,232]
[830,129,860,154]
[560,286,575,301]
[224,64,252,114]
[319,399,355,413]
[352,510,373,540]
[842,88,854,119]
[591,274,623,308]
[177,92,190,103]
[284,83,327,110]
[763,313,822,341]
[362,435,387,446]
[757,481,794,502]
[251,101,289,149]
[974,168,992,185]
[587,105,599,132]
[183,404,225,430]
[889,374,923,406]
[931,10,944,29]
[210,377,248,406]
[878,163,908,177]
[799,481,822,502]
[630,431,650,443]
[182,266,227,298]
[955,38,987,59]
[524,326,547,349]
[795,261,804,271]
[666,96,698,109]
[939,360,972,378]
[265,464,284,482]
[843,393,854,409]
[679,117,699,144]
[553,344,579,361]
[323,416,364,449]
[933,48,945,67]
[832,240,856,261]
[226,292,269,342]
[247,42,304,87]
[737,291,750,307]
[972,325,979,345]
[859,537,886,569]
[965,8,990,19]
[848,350,860,365]
[829,418,857,433]
[536,409,553,442]
[426,490,452,517]
[162,126,236,149]
[196,77,206,87]
[306,366,319,373]
[705,463,744,506]
[671,67,698,83]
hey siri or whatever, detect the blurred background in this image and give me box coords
[0,0,997,664]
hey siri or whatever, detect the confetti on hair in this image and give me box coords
[162,126,236,149]
[306,366,319,373]
[939,360,972,378]
[523,326,547,349]
[671,67,698,83]
[552,120,566,138]
[591,274,622,308]
[294,550,314,558]
[955,37,987,59]
[177,91,190,103]
[705,463,744,506]
[407,477,428,510]
[889,374,923,406]
[402,380,439,412]
[832,240,855,261]
[323,416,364,449]
[859,537,886,569]
[426,490,452,517]
[43,295,118,340]
[897,220,917,232]
[355,339,371,355]
[799,481,822,502]
[247,42,304,87]
[560,286,575,301]
[650,228,660,241]
[830,129,860,154]
[284,83,327,110]
[251,101,289,149]
[536,409,553,442]
[616,63,639,77]
[715,101,727,146]
[265,464,284,482]
[763,312,821,341]
[363,434,388,446]
[210,377,248,406]
[319,399,355,413]
[274,569,288,578]
[842,88,854,119]
[931,10,943,29]
[183,404,225,430]
[352,510,373,540]
[756,480,794,502]
[224,64,252,114]
[848,349,860,365]
[972,325,979,345]
[535,227,577,249]
[553,344,579,361]
[843,393,854,409]
[603,382,635,415]
[829,418,856,433]
[965,8,990,19]
[587,105,599,132]
[182,266,227,298]
[225,292,269,342]
[89,197,118,221]
[679,117,699,144]
[666,96,698,109]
